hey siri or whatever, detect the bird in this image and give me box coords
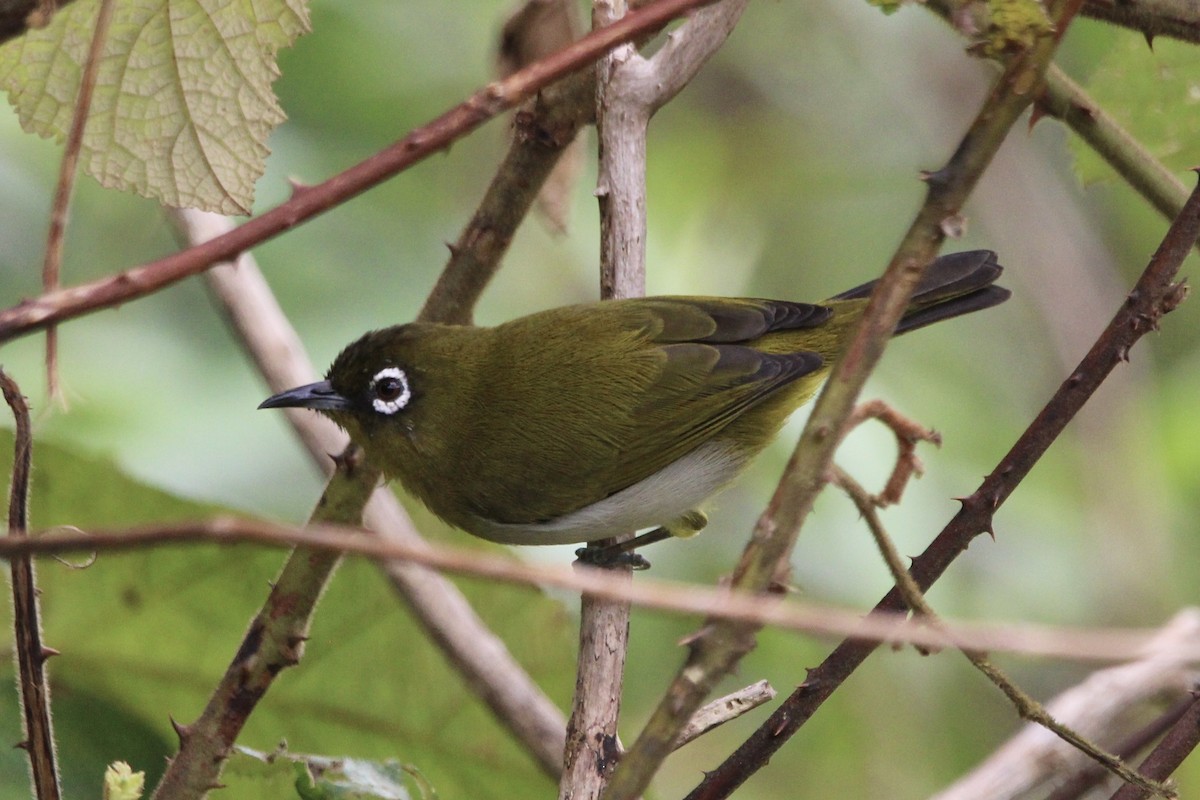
[261,250,1008,565]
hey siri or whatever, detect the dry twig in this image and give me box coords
[8,519,1200,664]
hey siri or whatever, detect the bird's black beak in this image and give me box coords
[259,380,351,411]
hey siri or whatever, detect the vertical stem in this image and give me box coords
[42,0,117,402]
[1,370,61,800]
[558,3,642,798]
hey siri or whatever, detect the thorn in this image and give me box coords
[287,177,313,198]
[921,165,952,187]
[13,740,29,751]
[39,645,60,662]
[1028,103,1048,131]
[170,716,193,744]
[1163,281,1191,313]
[1144,31,1154,50]
[445,241,461,258]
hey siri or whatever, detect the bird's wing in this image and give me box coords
[462,298,829,526]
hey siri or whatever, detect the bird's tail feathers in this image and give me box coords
[831,250,1010,334]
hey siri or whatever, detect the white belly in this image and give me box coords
[465,441,747,546]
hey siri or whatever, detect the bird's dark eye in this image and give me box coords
[376,377,403,401]
[368,367,411,416]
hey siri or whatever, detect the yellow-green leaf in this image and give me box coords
[1072,36,1200,185]
[0,0,310,214]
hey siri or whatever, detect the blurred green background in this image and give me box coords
[1,0,1198,797]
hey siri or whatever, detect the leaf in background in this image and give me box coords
[1071,36,1200,185]
[0,0,310,214]
[233,745,435,800]
[0,430,574,798]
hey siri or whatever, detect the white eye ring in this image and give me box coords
[369,367,411,415]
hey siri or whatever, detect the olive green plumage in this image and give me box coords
[261,250,1008,548]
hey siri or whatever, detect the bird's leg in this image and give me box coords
[574,510,708,570]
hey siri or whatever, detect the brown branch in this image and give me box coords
[935,611,1199,800]
[684,173,1200,800]
[418,66,594,325]
[150,448,381,799]
[41,0,116,402]
[1081,0,1200,45]
[565,2,753,793]
[560,3,641,794]
[1,369,61,800]
[833,467,1170,797]
[7,520,1200,664]
[841,399,941,507]
[1038,66,1192,241]
[1045,694,1199,800]
[1110,692,1200,800]
[0,0,720,346]
[609,5,1081,798]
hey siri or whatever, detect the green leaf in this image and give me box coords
[233,745,435,800]
[1072,36,1200,185]
[0,429,574,798]
[0,0,310,214]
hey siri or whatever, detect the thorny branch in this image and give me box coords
[685,176,1200,800]
[832,467,1170,797]
[1109,694,1200,800]
[1,370,61,800]
[6,518,1200,663]
[149,448,380,800]
[608,3,1084,798]
[0,0,721,345]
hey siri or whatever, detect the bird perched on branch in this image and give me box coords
[262,250,1008,566]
